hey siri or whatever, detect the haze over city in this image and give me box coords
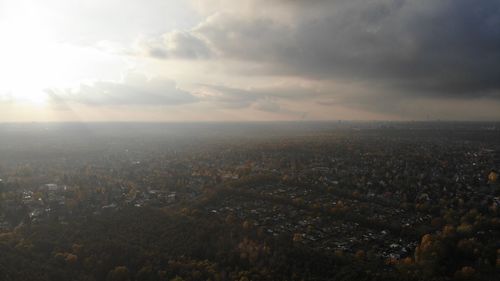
[1,0,499,122]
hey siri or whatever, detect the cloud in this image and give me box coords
[46,73,198,106]
[188,0,500,98]
[137,31,212,59]
[197,85,258,108]
[254,98,307,118]
[187,83,313,119]
[43,71,314,119]
[196,82,321,109]
[316,89,500,121]
[28,0,499,121]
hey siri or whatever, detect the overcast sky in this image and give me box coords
[0,0,499,122]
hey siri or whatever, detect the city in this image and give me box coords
[1,122,499,280]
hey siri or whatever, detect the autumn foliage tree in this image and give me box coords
[106,266,131,281]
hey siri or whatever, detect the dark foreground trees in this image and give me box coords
[1,206,497,281]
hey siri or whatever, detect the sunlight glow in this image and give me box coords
[0,4,62,106]
[0,3,104,108]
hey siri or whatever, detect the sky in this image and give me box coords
[0,0,499,122]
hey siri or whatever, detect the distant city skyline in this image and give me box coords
[1,0,499,122]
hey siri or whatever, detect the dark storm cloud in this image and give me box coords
[193,0,500,97]
[46,74,198,106]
